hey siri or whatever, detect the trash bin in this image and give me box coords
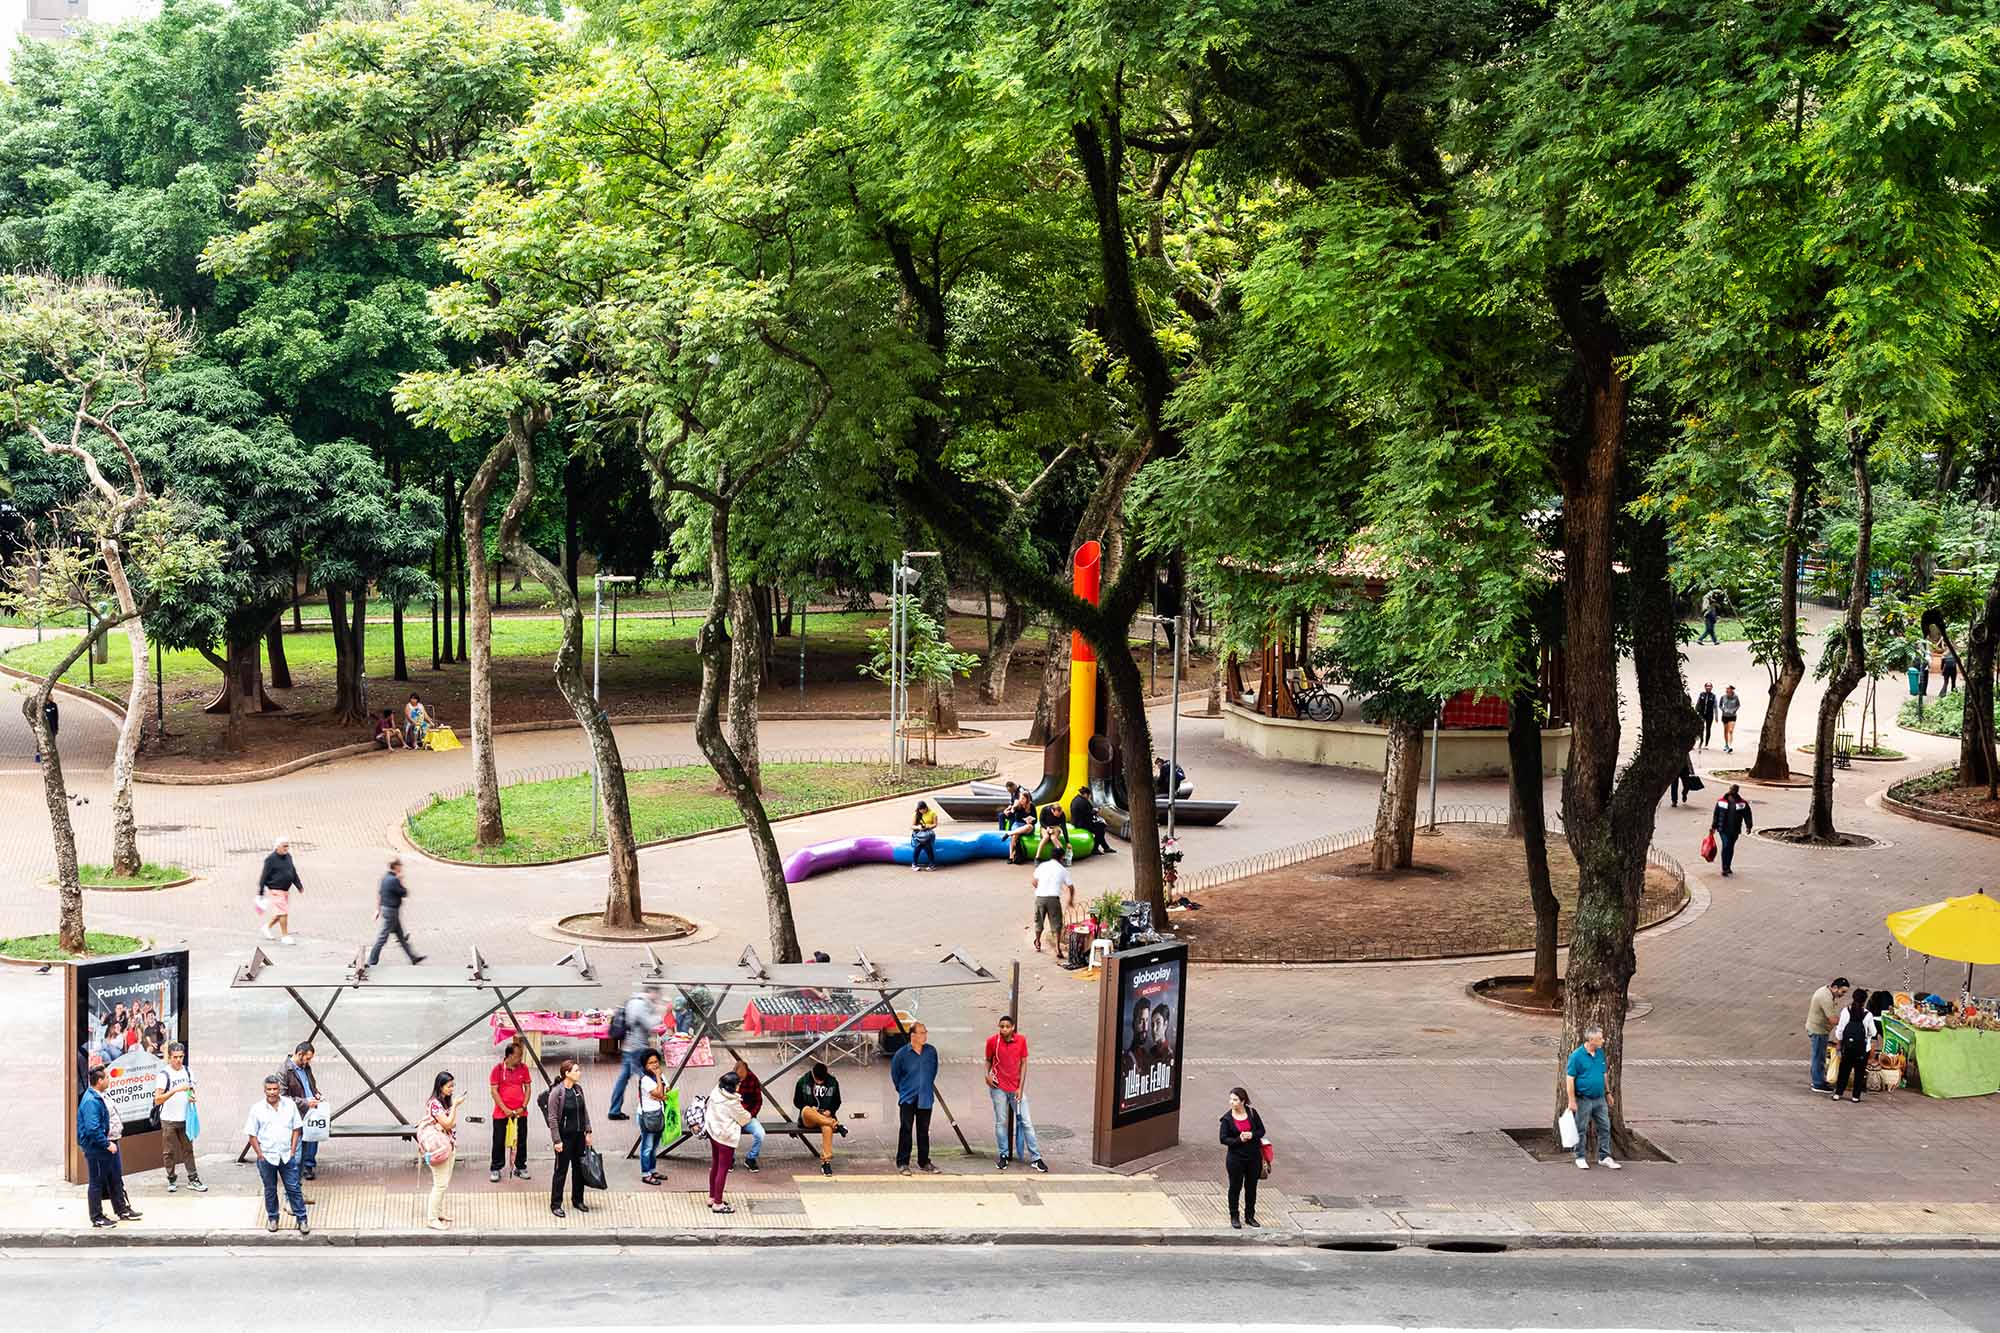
[1908,666,1923,695]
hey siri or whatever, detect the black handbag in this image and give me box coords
[640,1110,664,1136]
[579,1147,609,1191]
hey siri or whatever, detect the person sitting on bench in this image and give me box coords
[1034,802,1071,864]
[374,709,406,751]
[996,781,1026,831]
[1004,793,1036,864]
[910,800,939,871]
[1069,787,1113,855]
[792,1062,848,1177]
[1155,757,1187,796]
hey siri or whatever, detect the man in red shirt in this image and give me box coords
[985,1015,1047,1172]
[489,1039,532,1182]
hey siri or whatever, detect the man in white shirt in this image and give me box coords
[242,1075,309,1234]
[1029,856,1073,954]
[152,1042,205,1193]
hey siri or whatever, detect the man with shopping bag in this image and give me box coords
[1564,1025,1620,1171]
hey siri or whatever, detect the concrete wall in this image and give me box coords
[1221,702,1571,779]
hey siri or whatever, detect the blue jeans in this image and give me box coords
[256,1154,308,1222]
[912,830,936,866]
[1810,1033,1831,1089]
[1719,831,1739,873]
[741,1116,764,1162]
[300,1137,320,1173]
[1573,1094,1611,1162]
[85,1148,127,1221]
[608,1048,646,1115]
[989,1088,1041,1161]
[640,1123,659,1174]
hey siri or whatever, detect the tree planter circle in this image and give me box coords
[1755,828,1882,850]
[51,866,199,893]
[1707,768,1815,789]
[1798,744,1908,762]
[550,911,698,944]
[0,932,152,967]
[1467,977,1654,1020]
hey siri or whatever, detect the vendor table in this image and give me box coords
[488,1007,684,1060]
[1886,1017,2000,1098]
[742,992,899,1067]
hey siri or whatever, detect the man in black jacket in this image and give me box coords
[1710,784,1753,877]
[1069,787,1113,855]
[792,1062,847,1176]
[1693,682,1717,751]
[281,1042,325,1182]
[366,858,425,965]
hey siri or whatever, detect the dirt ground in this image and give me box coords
[1898,781,2000,827]
[125,618,1210,776]
[1179,822,1685,963]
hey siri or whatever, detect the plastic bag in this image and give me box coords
[1557,1108,1579,1149]
[1699,830,1718,863]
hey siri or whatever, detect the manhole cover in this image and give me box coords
[1033,1124,1076,1142]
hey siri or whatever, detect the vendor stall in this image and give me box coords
[1883,889,2000,1098]
[1884,1010,2000,1099]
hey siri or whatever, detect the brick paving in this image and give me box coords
[8,614,2000,1238]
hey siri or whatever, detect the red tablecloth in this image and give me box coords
[489,1009,677,1044]
[742,995,898,1037]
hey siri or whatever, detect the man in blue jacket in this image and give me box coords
[76,1066,139,1228]
[890,1022,940,1176]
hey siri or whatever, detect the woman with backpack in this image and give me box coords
[421,1070,459,1230]
[1831,989,1879,1103]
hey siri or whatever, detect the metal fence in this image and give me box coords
[405,747,996,824]
[1180,802,1690,931]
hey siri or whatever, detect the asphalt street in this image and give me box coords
[9,1244,2000,1332]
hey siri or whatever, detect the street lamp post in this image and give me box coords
[1149,612,1185,841]
[592,573,637,839]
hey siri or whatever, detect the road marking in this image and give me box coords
[465,1325,1766,1333]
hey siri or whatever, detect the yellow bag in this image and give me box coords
[426,725,462,752]
[505,1116,518,1150]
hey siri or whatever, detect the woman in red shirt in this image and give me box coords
[489,1039,532,1182]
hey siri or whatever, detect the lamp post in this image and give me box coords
[890,551,939,775]
[592,573,637,839]
[1149,612,1186,840]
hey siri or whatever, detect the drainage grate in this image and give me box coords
[1427,1240,1509,1254]
[1318,1240,1399,1253]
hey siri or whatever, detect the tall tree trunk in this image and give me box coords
[266,617,292,690]
[438,480,456,665]
[343,582,369,723]
[1747,455,1812,781]
[727,579,764,794]
[1795,429,1872,842]
[462,437,521,849]
[562,453,582,597]
[392,600,408,682]
[1508,679,1559,1004]
[327,585,355,719]
[980,599,1031,703]
[25,622,118,952]
[499,411,643,927]
[1369,715,1424,871]
[291,563,303,632]
[687,502,801,961]
[919,556,959,734]
[1549,264,1699,1144]
[1028,617,1068,746]
[1959,563,2000,795]
[455,512,469,662]
[1099,634,1169,924]
[99,546,148,877]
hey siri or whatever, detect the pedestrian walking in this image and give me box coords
[1929,639,1945,695]
[1831,990,1879,1103]
[77,1066,139,1228]
[606,981,661,1120]
[242,1074,308,1234]
[1564,1025,1620,1171]
[1029,853,1073,955]
[1805,977,1850,1092]
[1697,589,1724,644]
[702,1071,752,1214]
[1219,1087,1266,1229]
[1942,651,1960,695]
[32,694,58,764]
[366,857,425,965]
[1718,685,1741,752]
[637,1050,667,1186]
[421,1071,458,1230]
[545,1059,593,1218]
[281,1041,324,1181]
[891,1021,940,1176]
[730,1057,766,1171]
[1667,751,1699,808]
[791,1061,847,1177]
[1710,783,1753,877]
[489,1038,531,1183]
[985,1015,1048,1172]
[257,837,304,945]
[152,1042,206,1194]
[1693,682,1717,750]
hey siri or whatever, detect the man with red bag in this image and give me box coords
[1709,784,1754,877]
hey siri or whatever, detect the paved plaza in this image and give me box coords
[8,622,2000,1242]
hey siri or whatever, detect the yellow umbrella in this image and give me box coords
[1886,889,2000,992]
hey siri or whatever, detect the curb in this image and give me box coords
[0,1225,1996,1251]
[1882,787,2000,840]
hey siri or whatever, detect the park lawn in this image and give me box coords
[407,760,986,864]
[77,862,190,888]
[1684,616,1748,643]
[0,930,145,960]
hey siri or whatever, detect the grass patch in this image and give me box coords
[408,760,987,864]
[77,863,190,889]
[1891,767,1966,802]
[1897,692,1993,739]
[1683,617,1748,644]
[0,931,145,960]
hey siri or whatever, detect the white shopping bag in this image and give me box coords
[302,1105,331,1143]
[1557,1108,1579,1150]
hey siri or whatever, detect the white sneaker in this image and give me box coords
[280,935,297,946]
[1575,1158,1589,1169]
[260,924,275,939]
[1599,1157,1621,1170]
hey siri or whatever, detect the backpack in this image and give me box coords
[607,1004,629,1046]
